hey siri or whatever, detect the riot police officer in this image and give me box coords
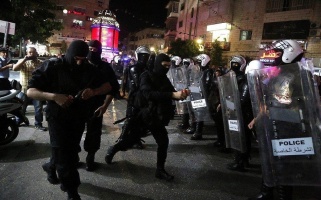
[224,55,254,172]
[188,54,213,140]
[105,46,151,163]
[177,58,193,130]
[168,55,183,119]
[247,40,313,200]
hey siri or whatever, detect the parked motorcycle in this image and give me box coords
[0,80,29,145]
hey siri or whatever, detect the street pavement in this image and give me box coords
[0,98,320,200]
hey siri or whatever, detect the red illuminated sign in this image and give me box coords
[91,26,119,49]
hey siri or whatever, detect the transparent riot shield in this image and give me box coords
[247,62,321,187]
[187,65,211,122]
[217,71,246,152]
[170,66,190,114]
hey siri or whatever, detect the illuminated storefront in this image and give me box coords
[91,9,120,62]
[206,23,232,51]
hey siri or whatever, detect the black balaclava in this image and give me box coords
[153,53,171,76]
[87,40,102,65]
[64,40,89,67]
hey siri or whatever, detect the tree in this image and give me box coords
[209,40,224,66]
[0,0,63,46]
[167,38,200,58]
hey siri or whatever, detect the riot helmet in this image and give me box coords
[245,60,265,74]
[182,58,192,68]
[264,40,304,66]
[195,54,210,68]
[135,46,151,64]
[230,55,246,73]
[113,55,121,64]
[171,56,182,67]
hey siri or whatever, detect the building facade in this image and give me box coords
[126,28,166,54]
[47,0,110,55]
[165,0,321,66]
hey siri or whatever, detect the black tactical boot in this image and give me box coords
[276,185,292,200]
[155,168,174,182]
[177,113,190,129]
[190,121,204,140]
[184,122,196,134]
[85,152,96,171]
[67,188,81,200]
[105,145,118,164]
[248,182,274,200]
[42,162,59,184]
[227,152,249,172]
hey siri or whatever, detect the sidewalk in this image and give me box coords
[0,99,320,200]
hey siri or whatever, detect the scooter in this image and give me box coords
[0,80,29,145]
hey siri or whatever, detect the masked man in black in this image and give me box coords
[105,46,151,164]
[83,40,119,171]
[27,40,111,200]
[109,53,189,181]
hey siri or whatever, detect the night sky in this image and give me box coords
[109,0,170,39]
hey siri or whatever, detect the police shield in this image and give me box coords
[169,66,190,114]
[187,65,211,122]
[247,62,321,187]
[218,71,246,152]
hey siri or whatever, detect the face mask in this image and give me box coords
[87,51,101,65]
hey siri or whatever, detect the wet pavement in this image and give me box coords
[0,98,320,200]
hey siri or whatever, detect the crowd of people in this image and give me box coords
[1,39,320,200]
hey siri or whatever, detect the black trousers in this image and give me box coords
[84,116,103,153]
[148,124,169,169]
[48,118,86,191]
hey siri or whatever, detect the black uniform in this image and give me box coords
[84,61,119,153]
[28,40,106,199]
[105,61,148,162]
[227,69,254,171]
[137,53,175,180]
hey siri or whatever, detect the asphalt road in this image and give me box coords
[0,98,320,200]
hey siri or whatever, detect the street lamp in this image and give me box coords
[196,38,204,51]
[63,9,68,14]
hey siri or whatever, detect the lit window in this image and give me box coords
[72,19,85,29]
[240,30,252,40]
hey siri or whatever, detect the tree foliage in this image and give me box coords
[167,38,200,58]
[209,40,224,66]
[0,0,63,46]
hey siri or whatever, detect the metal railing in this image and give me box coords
[266,0,314,13]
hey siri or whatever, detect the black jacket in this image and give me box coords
[28,58,106,120]
[138,71,175,126]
